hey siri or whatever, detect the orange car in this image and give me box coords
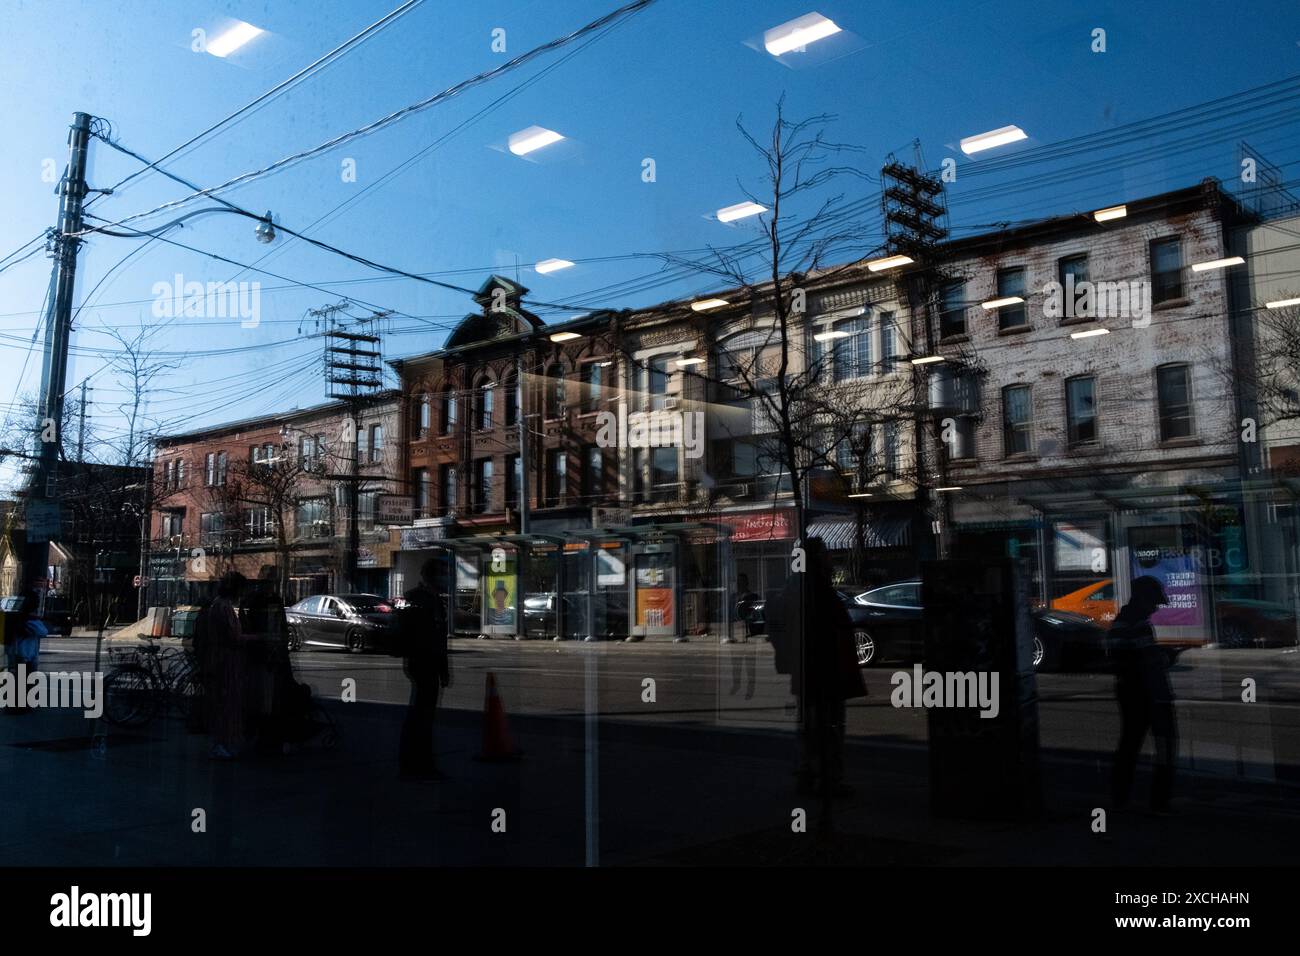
[1051,580,1117,625]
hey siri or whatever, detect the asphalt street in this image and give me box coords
[40,634,1300,783]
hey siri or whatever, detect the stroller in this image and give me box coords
[271,676,339,751]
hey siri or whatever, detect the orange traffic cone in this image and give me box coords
[477,672,521,761]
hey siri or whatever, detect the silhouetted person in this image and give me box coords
[1110,575,1178,812]
[768,539,866,797]
[399,556,452,781]
[207,572,249,760]
[240,569,291,755]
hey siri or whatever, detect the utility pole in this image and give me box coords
[323,307,384,592]
[26,112,93,594]
[517,343,530,535]
[76,381,91,462]
[880,146,951,561]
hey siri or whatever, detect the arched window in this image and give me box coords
[440,384,458,435]
[475,376,495,430]
[416,393,431,437]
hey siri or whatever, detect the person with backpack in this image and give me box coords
[398,556,452,781]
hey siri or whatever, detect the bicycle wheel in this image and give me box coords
[103,664,160,728]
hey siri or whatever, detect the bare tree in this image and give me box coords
[228,440,309,599]
[104,326,180,468]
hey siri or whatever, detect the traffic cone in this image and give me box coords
[477,672,521,761]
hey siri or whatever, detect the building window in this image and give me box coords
[472,459,493,514]
[161,510,184,539]
[939,282,966,338]
[440,387,457,435]
[504,372,518,426]
[883,421,900,478]
[250,443,275,468]
[246,506,271,539]
[474,377,494,431]
[996,267,1027,330]
[295,498,330,539]
[645,356,671,411]
[1058,254,1089,317]
[1156,364,1194,441]
[367,424,383,464]
[1065,375,1097,446]
[505,454,521,509]
[413,467,429,516]
[543,364,565,418]
[545,449,566,506]
[1003,385,1033,456]
[830,316,872,382]
[200,512,225,546]
[836,424,874,486]
[1150,237,1183,305]
[583,445,604,499]
[581,362,604,413]
[204,451,227,486]
[358,491,380,532]
[418,394,432,437]
[651,446,678,501]
[880,312,900,370]
[439,464,457,512]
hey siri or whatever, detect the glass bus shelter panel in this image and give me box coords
[481,545,521,637]
[630,543,678,638]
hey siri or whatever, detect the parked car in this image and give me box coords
[749,579,1108,671]
[0,594,71,636]
[523,591,630,640]
[1051,577,1299,648]
[285,593,400,653]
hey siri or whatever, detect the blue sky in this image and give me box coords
[1,0,1298,484]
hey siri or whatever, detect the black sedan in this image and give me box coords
[285,593,400,653]
[745,580,1107,671]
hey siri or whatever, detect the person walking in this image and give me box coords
[208,572,250,760]
[398,556,452,781]
[1109,575,1179,813]
[769,539,866,797]
[2,591,47,715]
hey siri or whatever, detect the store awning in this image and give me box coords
[807,515,911,550]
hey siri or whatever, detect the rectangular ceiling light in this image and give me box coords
[1093,204,1127,223]
[763,12,842,56]
[981,296,1025,310]
[690,298,728,312]
[207,21,264,57]
[847,492,873,498]
[910,355,945,365]
[960,125,1028,155]
[548,331,582,343]
[866,254,913,272]
[535,258,574,274]
[717,201,767,222]
[1191,256,1245,272]
[1069,327,1110,340]
[1266,296,1300,309]
[813,329,852,342]
[676,357,705,367]
[934,486,963,493]
[508,125,564,156]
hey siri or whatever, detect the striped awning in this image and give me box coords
[806,515,912,551]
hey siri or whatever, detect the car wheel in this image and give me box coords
[1218,619,1251,649]
[1032,633,1061,672]
[854,629,876,667]
[286,625,303,652]
[345,628,366,654]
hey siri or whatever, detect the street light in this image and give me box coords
[255,211,276,244]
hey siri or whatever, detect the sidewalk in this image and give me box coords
[1,696,1297,866]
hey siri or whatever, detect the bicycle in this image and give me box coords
[102,637,203,728]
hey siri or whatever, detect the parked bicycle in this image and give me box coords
[102,637,203,728]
